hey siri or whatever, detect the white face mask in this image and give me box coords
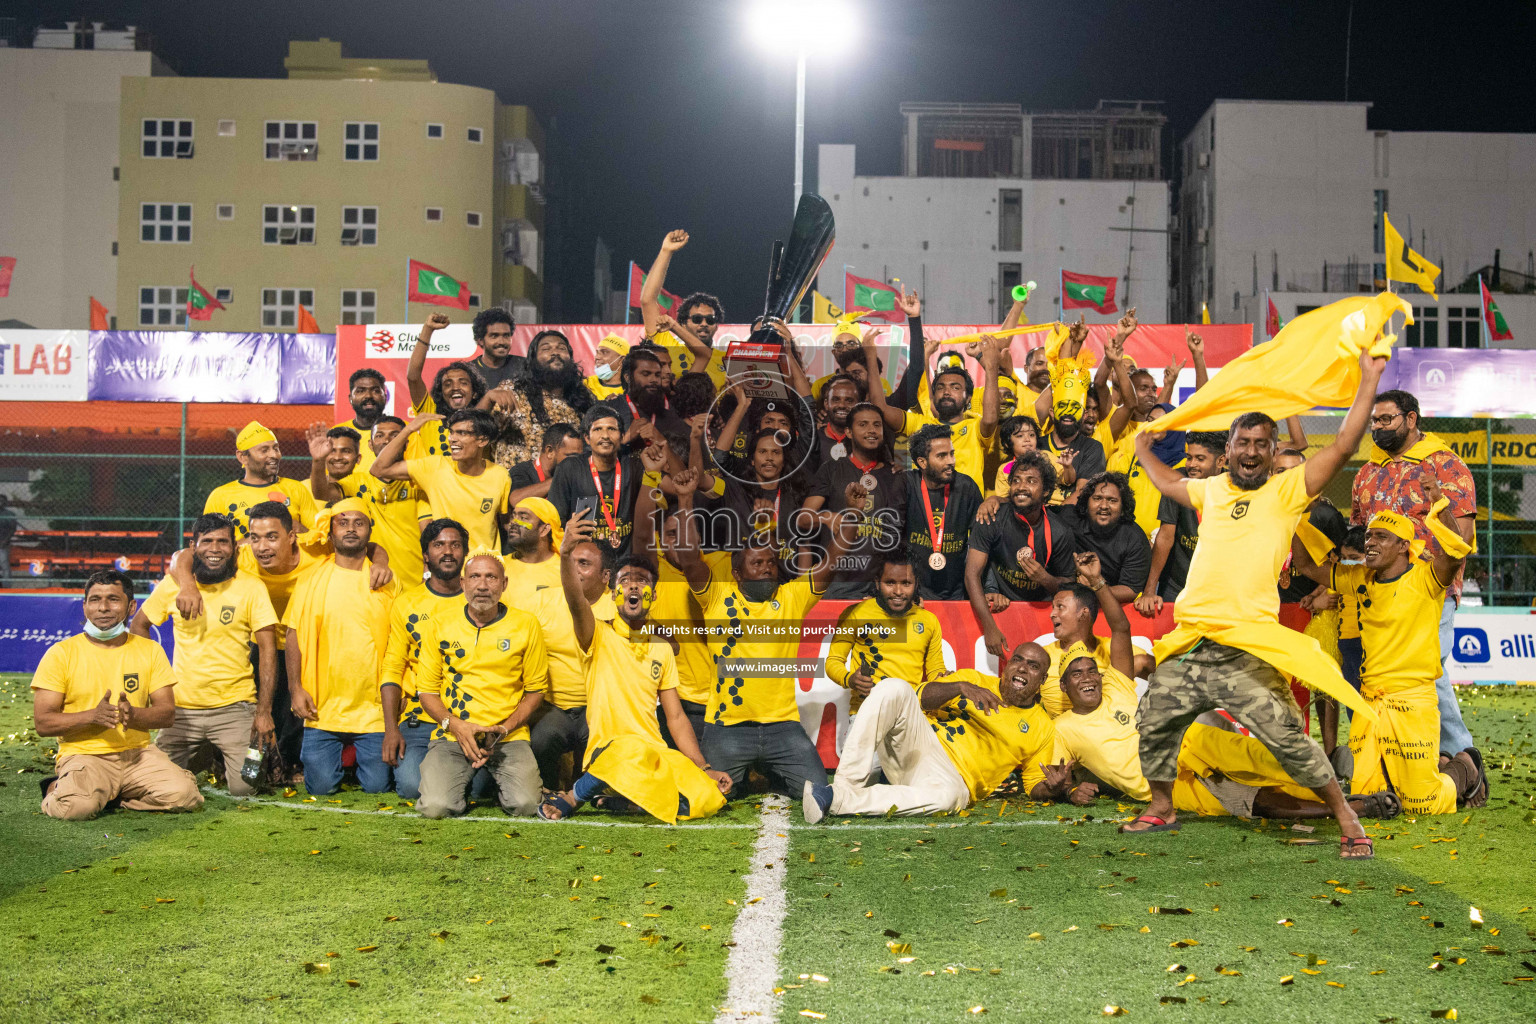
[594,362,618,382]
[1340,558,1364,566]
[83,619,129,641]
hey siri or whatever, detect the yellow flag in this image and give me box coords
[1200,301,1210,325]
[812,291,843,324]
[1383,213,1440,299]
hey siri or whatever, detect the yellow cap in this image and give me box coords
[235,420,277,451]
[598,333,631,357]
[1061,641,1096,672]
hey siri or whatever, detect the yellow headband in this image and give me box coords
[311,497,371,547]
[236,420,277,451]
[515,496,563,549]
[833,312,868,341]
[1367,510,1425,562]
[598,333,631,357]
[1061,641,1097,673]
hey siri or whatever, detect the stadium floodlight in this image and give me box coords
[746,0,857,212]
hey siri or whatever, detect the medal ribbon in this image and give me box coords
[1014,507,1052,568]
[590,458,621,539]
[920,483,949,558]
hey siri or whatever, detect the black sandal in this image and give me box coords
[1349,789,1401,820]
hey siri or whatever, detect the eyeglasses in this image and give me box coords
[1370,413,1403,427]
[688,314,718,325]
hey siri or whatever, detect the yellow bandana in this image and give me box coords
[236,420,277,451]
[516,496,564,550]
[1061,640,1096,673]
[1367,510,1425,562]
[309,497,372,549]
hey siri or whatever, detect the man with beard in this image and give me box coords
[381,518,469,801]
[901,424,983,601]
[335,368,387,471]
[304,425,365,500]
[508,423,584,505]
[372,408,511,554]
[34,570,202,820]
[825,554,945,712]
[803,402,907,598]
[549,405,646,557]
[1037,573,1155,719]
[1059,471,1150,603]
[283,498,402,796]
[639,230,724,374]
[203,420,318,540]
[484,329,594,468]
[803,638,1074,821]
[1033,315,1132,502]
[415,551,548,818]
[404,313,489,460]
[1350,387,1481,786]
[966,451,1080,659]
[1124,354,1385,858]
[809,375,862,470]
[132,514,277,796]
[468,307,522,391]
[614,344,691,446]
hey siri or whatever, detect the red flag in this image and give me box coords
[627,261,683,314]
[296,304,320,333]
[1060,270,1119,313]
[187,266,226,321]
[407,258,471,310]
[0,256,14,298]
[89,296,110,330]
[1480,278,1513,342]
[1265,296,1282,339]
[844,272,904,324]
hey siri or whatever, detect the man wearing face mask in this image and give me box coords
[585,334,629,401]
[804,639,1072,821]
[133,514,278,796]
[33,570,202,820]
[1349,388,1482,792]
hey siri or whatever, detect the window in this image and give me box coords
[998,189,1022,251]
[1446,307,1482,349]
[426,123,444,139]
[139,286,188,327]
[262,204,316,245]
[261,287,315,329]
[344,122,379,161]
[142,118,193,158]
[1404,305,1440,348]
[340,289,377,325]
[1373,189,1389,255]
[340,206,377,246]
[139,202,192,243]
[466,211,482,228]
[217,119,236,137]
[216,203,235,220]
[998,263,1022,313]
[264,121,318,160]
[214,288,233,303]
[467,126,483,143]
[425,207,443,222]
[468,293,482,308]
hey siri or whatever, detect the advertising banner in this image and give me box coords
[89,331,285,402]
[1447,609,1536,683]
[0,329,88,401]
[1382,349,1536,419]
[278,332,338,405]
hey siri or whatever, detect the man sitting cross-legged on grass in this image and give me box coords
[1291,480,1482,814]
[539,509,733,823]
[33,569,203,820]
[804,639,1075,821]
[824,552,947,713]
[414,550,548,818]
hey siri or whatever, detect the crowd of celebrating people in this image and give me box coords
[30,231,1491,858]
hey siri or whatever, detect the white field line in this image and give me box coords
[714,795,791,1024]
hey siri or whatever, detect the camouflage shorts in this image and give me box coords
[1138,640,1334,790]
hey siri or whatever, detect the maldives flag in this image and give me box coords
[0,256,15,297]
[1060,270,1118,313]
[186,266,226,321]
[407,258,470,310]
[845,272,903,323]
[627,261,682,313]
[1265,296,1283,339]
[1480,278,1513,342]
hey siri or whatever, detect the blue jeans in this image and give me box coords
[1434,595,1475,754]
[701,720,827,798]
[301,729,390,795]
[393,719,434,800]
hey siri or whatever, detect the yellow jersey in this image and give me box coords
[901,408,992,493]
[204,477,318,540]
[503,554,561,611]
[653,552,731,707]
[825,598,945,710]
[582,617,680,764]
[380,582,465,725]
[405,394,454,461]
[919,669,1054,803]
[333,417,377,472]
[236,544,322,650]
[527,586,617,710]
[651,329,726,387]
[1039,637,1139,719]
[693,573,822,726]
[353,476,429,584]
[31,634,176,758]
[404,454,511,553]
[1332,561,1448,691]
[584,374,625,401]
[1050,685,1149,800]
[140,573,277,708]
[282,561,399,734]
[1106,434,1177,539]
[417,603,549,742]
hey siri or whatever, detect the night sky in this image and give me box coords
[13,1,1531,321]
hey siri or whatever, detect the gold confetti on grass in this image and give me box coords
[354,946,378,953]
[301,962,330,974]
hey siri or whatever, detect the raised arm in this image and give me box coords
[305,423,345,503]
[862,328,908,433]
[1284,415,1308,451]
[1158,356,1185,405]
[371,412,439,482]
[560,509,599,651]
[1132,428,1193,508]
[1303,351,1388,498]
[888,288,927,410]
[1186,330,1209,391]
[407,313,449,411]
[771,321,814,399]
[978,335,1002,440]
[667,469,712,590]
[640,231,689,336]
[1423,480,1471,588]
[1077,552,1133,679]
[633,443,667,562]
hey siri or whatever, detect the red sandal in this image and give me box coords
[1119,814,1179,834]
[1339,835,1374,860]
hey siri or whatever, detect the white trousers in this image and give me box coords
[830,679,971,816]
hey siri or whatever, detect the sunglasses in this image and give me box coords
[688,314,718,325]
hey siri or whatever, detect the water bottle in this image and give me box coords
[240,746,264,785]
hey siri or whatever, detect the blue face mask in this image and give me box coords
[83,619,129,641]
[594,362,618,382]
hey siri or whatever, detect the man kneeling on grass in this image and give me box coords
[415,550,548,818]
[33,569,202,820]
[540,509,732,823]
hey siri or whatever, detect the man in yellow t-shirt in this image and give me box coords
[311,416,429,584]
[334,366,388,472]
[804,640,1073,820]
[381,518,468,801]
[283,499,401,796]
[1038,566,1154,718]
[867,342,1002,493]
[203,420,318,540]
[132,513,277,796]
[825,555,946,712]
[304,425,364,501]
[372,408,511,553]
[585,334,629,400]
[415,551,549,818]
[32,569,202,820]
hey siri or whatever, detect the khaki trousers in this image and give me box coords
[417,739,541,818]
[831,679,970,817]
[43,746,204,821]
[156,702,257,796]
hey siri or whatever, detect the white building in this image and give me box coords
[817,102,1170,325]
[0,23,169,329]
[1176,100,1536,348]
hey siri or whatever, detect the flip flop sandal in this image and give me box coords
[1119,814,1179,833]
[1339,835,1374,860]
[1351,789,1402,820]
[538,793,579,821]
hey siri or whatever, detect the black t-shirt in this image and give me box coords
[707,479,804,575]
[808,458,907,599]
[807,425,851,475]
[613,394,692,447]
[548,453,644,557]
[902,470,983,601]
[967,505,1079,602]
[507,459,543,492]
[1059,506,1151,594]
[1041,427,1106,503]
[470,354,523,391]
[1155,495,1200,602]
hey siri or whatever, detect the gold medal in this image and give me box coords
[928,552,947,571]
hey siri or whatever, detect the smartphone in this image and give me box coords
[573,495,600,521]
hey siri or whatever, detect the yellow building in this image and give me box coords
[116,39,543,332]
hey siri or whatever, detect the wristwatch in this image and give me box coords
[439,716,453,733]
